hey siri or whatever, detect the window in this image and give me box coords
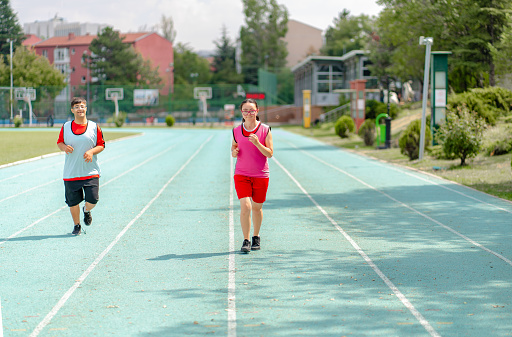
[71,48,75,55]
[54,48,69,62]
[362,58,372,77]
[81,76,86,83]
[42,50,47,57]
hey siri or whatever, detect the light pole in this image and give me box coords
[8,39,13,121]
[419,36,433,161]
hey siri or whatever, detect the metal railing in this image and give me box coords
[318,103,350,124]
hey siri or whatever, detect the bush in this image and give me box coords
[107,112,127,127]
[485,139,512,156]
[165,115,175,127]
[399,119,431,160]
[13,116,23,128]
[358,119,375,146]
[334,115,355,138]
[448,87,512,125]
[365,99,399,120]
[435,105,487,166]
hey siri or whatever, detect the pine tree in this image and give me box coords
[0,0,25,58]
[212,26,242,84]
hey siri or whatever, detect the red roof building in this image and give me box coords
[32,32,173,94]
[22,34,42,47]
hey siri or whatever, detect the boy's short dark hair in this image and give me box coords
[71,97,87,107]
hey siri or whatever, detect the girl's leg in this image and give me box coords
[251,200,263,237]
[239,197,252,240]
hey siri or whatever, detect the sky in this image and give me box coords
[11,0,383,52]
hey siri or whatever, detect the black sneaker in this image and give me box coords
[83,207,92,226]
[251,236,260,250]
[72,224,81,235]
[241,239,251,253]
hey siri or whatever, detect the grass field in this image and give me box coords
[282,121,512,202]
[0,128,139,165]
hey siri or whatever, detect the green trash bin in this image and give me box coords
[376,113,389,146]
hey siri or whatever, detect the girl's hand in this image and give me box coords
[248,134,260,146]
[232,144,239,157]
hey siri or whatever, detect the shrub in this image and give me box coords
[165,115,175,127]
[13,116,23,128]
[399,119,431,160]
[448,87,512,125]
[485,139,512,156]
[108,112,127,127]
[334,115,355,138]
[435,105,487,166]
[365,99,399,120]
[358,119,375,146]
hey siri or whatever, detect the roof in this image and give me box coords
[291,50,368,72]
[33,32,154,48]
[22,34,42,46]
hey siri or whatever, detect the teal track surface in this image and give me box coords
[0,128,511,337]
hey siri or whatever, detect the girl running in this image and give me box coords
[231,99,273,252]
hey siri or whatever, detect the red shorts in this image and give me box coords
[234,175,269,203]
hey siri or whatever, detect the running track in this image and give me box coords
[0,128,511,336]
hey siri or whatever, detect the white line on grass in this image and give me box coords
[292,145,512,267]
[29,135,213,337]
[0,136,191,245]
[273,157,441,337]
[227,154,237,337]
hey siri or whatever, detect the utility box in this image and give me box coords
[430,51,451,144]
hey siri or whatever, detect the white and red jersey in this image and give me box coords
[232,122,270,178]
[57,121,105,181]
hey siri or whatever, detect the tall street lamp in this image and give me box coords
[419,36,433,161]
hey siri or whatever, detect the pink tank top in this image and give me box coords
[233,122,270,178]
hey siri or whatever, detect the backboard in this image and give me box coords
[193,87,212,99]
[106,88,124,100]
[14,87,36,101]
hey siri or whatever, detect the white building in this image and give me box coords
[24,15,107,39]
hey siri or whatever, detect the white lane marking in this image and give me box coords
[0,179,60,203]
[273,157,441,337]
[29,135,213,337]
[292,145,512,267]
[228,154,237,337]
[283,131,512,213]
[0,136,191,245]
[0,296,3,337]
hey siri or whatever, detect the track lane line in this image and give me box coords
[279,131,512,213]
[0,135,193,245]
[29,135,213,337]
[284,142,512,267]
[273,157,441,337]
[228,154,236,337]
[0,296,3,337]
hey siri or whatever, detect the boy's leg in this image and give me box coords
[84,202,96,212]
[69,205,81,224]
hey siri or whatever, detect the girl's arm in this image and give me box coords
[249,131,273,158]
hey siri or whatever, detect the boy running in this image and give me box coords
[57,97,105,235]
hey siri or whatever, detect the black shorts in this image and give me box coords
[64,177,100,207]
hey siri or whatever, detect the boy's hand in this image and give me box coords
[63,145,74,154]
[84,150,93,162]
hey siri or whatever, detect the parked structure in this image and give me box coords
[291,50,377,107]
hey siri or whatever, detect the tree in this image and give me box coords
[159,15,177,43]
[435,106,487,166]
[0,0,25,58]
[0,46,66,95]
[211,26,242,84]
[173,42,211,85]
[375,0,512,93]
[240,0,288,84]
[321,9,375,56]
[84,27,162,86]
